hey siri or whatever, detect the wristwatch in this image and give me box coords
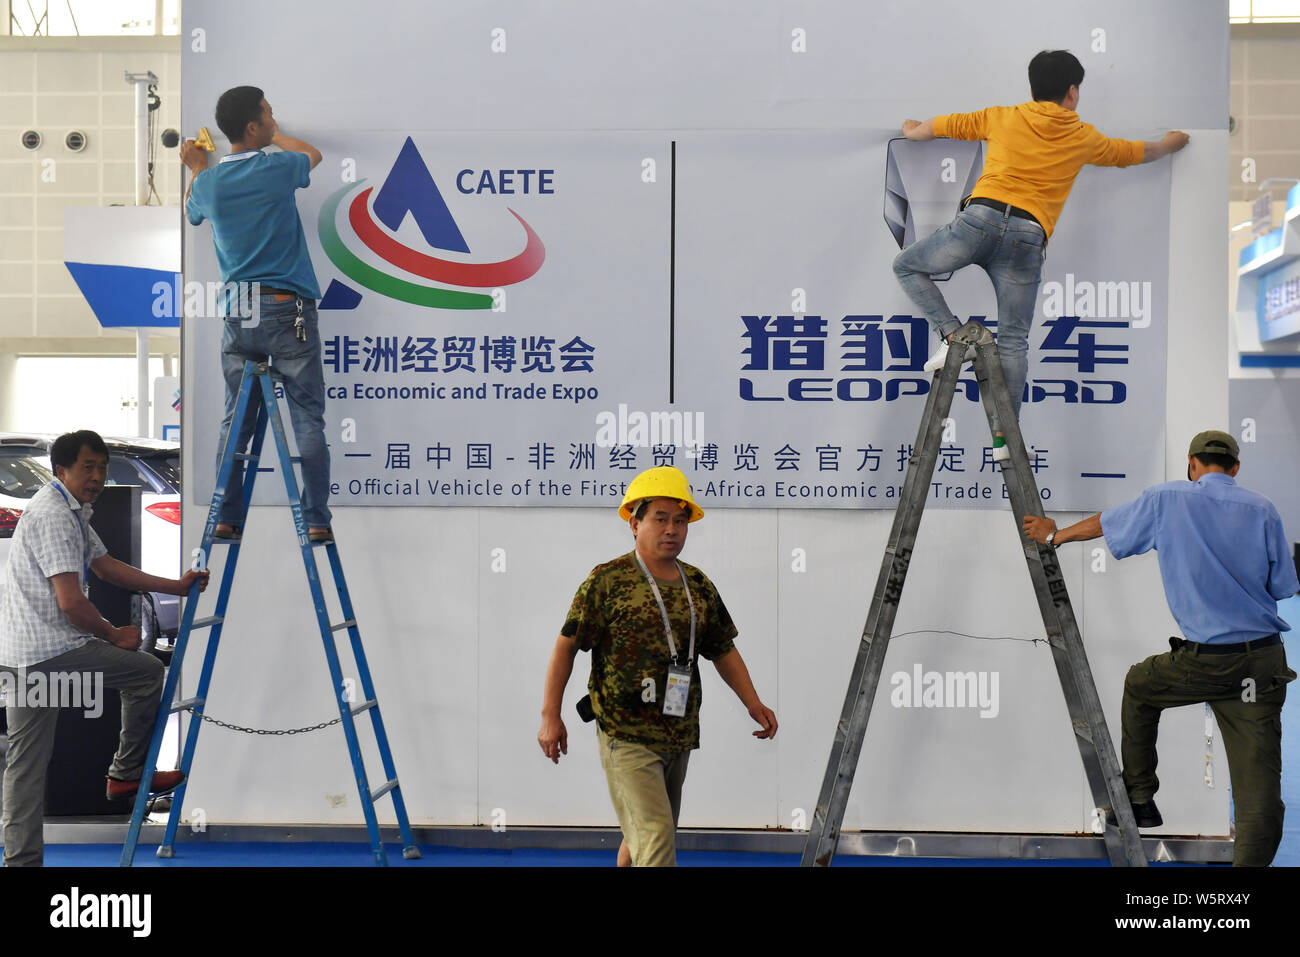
[1044,530,1058,548]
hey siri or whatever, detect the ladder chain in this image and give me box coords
[125,358,421,868]
[124,360,423,868]
[178,705,342,736]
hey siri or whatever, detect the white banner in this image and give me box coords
[192,129,1169,511]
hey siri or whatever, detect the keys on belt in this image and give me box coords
[258,286,309,343]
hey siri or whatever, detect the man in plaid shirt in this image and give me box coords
[0,430,208,866]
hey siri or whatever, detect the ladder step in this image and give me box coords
[370,778,398,802]
[233,453,257,461]
[331,619,357,633]
[191,616,223,629]
[350,698,377,715]
[171,696,204,713]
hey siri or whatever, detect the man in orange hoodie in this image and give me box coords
[892,49,1188,459]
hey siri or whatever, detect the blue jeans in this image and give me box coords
[892,202,1046,425]
[217,296,331,528]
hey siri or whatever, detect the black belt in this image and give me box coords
[1170,634,1281,655]
[963,196,1042,230]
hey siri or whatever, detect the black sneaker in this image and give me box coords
[1106,799,1162,829]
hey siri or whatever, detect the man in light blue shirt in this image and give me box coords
[1024,430,1299,865]
[182,86,333,542]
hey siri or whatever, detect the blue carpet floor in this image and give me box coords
[51,842,1121,867]
[15,596,1300,868]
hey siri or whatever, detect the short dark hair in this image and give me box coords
[1029,50,1084,103]
[1193,451,1238,471]
[50,430,108,471]
[633,498,684,520]
[215,86,265,144]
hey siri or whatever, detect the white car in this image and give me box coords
[0,440,57,603]
[0,434,181,644]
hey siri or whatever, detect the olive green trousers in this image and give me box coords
[1121,638,1294,867]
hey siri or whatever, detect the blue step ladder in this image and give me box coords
[120,359,421,867]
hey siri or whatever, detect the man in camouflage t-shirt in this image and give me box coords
[538,466,777,867]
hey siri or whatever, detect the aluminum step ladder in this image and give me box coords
[801,320,1146,868]
[120,359,421,866]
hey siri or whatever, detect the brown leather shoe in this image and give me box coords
[105,770,185,802]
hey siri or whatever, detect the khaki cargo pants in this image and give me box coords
[597,727,690,867]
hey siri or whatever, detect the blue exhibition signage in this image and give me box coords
[1257,258,1300,343]
[64,261,181,329]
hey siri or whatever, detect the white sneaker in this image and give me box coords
[923,340,976,373]
[922,342,949,372]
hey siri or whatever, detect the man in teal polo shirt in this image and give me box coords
[181,86,333,542]
[1024,430,1299,865]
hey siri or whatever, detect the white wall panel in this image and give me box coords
[179,0,1230,837]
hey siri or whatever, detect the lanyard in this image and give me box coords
[51,482,90,583]
[634,551,695,668]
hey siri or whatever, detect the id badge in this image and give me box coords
[663,665,691,718]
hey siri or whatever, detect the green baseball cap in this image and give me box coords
[1188,430,1239,460]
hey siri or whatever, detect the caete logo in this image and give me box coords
[318,137,546,310]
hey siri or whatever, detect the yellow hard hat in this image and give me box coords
[619,466,704,522]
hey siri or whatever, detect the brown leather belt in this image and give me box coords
[259,285,298,301]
